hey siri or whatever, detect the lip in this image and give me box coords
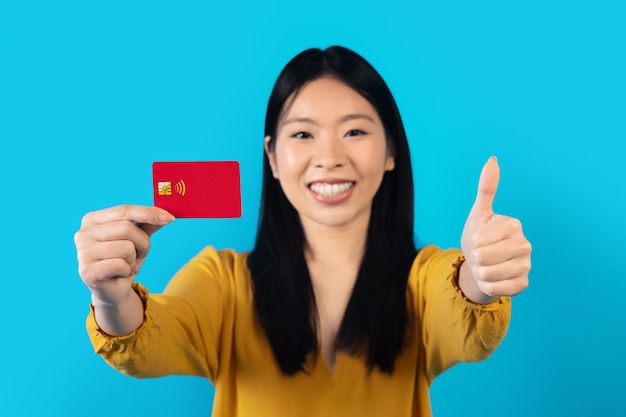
[308,179,355,204]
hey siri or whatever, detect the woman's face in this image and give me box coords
[265,77,395,232]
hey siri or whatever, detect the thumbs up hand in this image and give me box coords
[459,157,531,304]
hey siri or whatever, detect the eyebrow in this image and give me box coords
[281,113,376,126]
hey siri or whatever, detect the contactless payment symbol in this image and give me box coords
[174,180,186,196]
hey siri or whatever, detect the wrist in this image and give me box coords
[458,261,499,304]
[91,285,145,336]
[91,286,138,309]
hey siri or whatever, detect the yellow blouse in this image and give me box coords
[87,245,511,417]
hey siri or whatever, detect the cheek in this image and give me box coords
[362,142,393,174]
[275,144,308,174]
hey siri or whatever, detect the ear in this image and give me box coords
[264,136,279,178]
[385,153,395,172]
[384,139,396,172]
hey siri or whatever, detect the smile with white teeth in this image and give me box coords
[309,182,354,197]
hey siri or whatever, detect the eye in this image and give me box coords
[291,131,313,139]
[345,129,366,137]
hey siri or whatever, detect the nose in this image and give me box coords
[312,136,346,169]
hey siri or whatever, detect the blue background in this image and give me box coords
[1,1,625,416]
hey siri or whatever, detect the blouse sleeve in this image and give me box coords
[85,247,241,383]
[408,245,512,384]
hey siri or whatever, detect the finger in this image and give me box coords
[82,219,150,245]
[76,220,152,260]
[468,215,525,248]
[79,258,135,285]
[78,239,138,270]
[471,236,532,266]
[103,222,151,258]
[470,256,532,283]
[477,275,529,298]
[98,240,138,267]
[468,156,500,224]
[81,205,175,228]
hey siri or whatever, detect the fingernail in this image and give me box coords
[158,212,175,223]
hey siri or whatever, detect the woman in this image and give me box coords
[75,46,531,416]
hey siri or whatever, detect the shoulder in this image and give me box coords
[406,244,464,302]
[188,246,251,273]
[411,244,463,274]
[179,246,252,282]
[162,246,252,300]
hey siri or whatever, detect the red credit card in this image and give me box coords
[152,161,242,218]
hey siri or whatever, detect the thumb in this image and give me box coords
[138,222,168,237]
[468,156,500,224]
[137,209,175,237]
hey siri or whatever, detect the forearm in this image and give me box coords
[419,248,511,381]
[92,288,145,336]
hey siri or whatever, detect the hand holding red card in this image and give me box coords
[153,161,242,218]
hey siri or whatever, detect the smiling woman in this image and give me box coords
[264,76,398,372]
[75,46,531,417]
[267,78,394,227]
[253,48,419,379]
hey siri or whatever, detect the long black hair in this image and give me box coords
[247,46,417,375]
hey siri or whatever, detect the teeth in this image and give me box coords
[310,182,353,197]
